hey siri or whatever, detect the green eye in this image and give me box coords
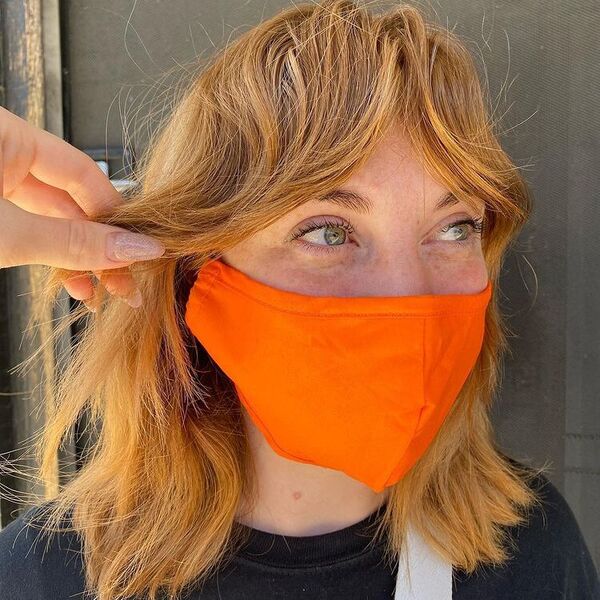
[439,217,484,244]
[290,217,356,254]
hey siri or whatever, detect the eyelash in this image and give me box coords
[290,216,485,255]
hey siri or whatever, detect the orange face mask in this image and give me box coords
[185,258,492,493]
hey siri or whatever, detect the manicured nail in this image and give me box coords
[124,288,143,308]
[83,299,97,313]
[107,232,165,262]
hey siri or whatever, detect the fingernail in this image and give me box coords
[108,232,165,262]
[83,299,97,313]
[124,288,143,308]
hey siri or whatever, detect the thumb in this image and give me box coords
[0,197,165,270]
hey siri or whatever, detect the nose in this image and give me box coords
[356,241,488,299]
[362,249,433,298]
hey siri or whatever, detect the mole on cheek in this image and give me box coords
[292,491,302,500]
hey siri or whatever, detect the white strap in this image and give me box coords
[394,523,452,600]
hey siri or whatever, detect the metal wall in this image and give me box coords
[5,0,600,567]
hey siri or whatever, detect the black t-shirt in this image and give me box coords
[0,462,598,600]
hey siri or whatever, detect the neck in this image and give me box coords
[235,405,390,536]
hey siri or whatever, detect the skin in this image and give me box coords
[224,128,488,537]
[0,106,165,309]
[2,106,487,537]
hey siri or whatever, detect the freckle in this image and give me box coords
[292,491,302,500]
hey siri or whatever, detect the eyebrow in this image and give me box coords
[315,189,459,214]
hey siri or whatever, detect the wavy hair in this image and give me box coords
[6,1,548,599]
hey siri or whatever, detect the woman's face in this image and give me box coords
[221,129,488,297]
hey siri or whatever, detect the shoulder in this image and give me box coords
[454,454,600,599]
[0,501,86,600]
[503,455,597,571]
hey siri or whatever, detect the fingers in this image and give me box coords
[60,270,101,313]
[5,171,89,219]
[30,127,124,217]
[1,107,159,311]
[1,106,123,217]
[0,197,165,270]
[3,164,147,305]
[97,268,143,308]
[60,271,95,300]
[59,268,143,311]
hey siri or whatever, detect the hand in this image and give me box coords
[0,106,165,309]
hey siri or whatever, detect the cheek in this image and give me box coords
[461,260,489,292]
[423,238,485,265]
[425,246,488,293]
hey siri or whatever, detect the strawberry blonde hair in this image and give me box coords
[6,1,548,599]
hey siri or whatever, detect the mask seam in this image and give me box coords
[211,278,490,319]
[238,388,316,465]
[187,271,221,307]
[381,318,428,489]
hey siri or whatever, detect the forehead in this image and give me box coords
[346,128,437,191]
[338,128,460,212]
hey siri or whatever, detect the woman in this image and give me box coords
[0,1,598,599]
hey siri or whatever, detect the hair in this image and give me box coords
[4,1,550,599]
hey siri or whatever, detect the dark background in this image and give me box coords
[1,0,598,571]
